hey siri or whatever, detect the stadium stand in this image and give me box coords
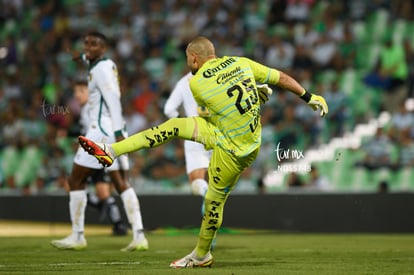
[0,1,413,195]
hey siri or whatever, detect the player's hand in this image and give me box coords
[66,48,82,62]
[257,84,272,105]
[308,93,328,117]
[197,106,211,117]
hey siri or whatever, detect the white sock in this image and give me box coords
[106,144,116,158]
[191,179,208,197]
[121,187,144,240]
[69,190,87,239]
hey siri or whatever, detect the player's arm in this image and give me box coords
[96,66,125,140]
[277,71,328,117]
[67,49,89,65]
[164,82,184,119]
[243,57,328,117]
[188,81,212,117]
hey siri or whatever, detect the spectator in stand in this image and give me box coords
[295,97,324,147]
[364,36,409,113]
[324,81,349,137]
[2,0,410,196]
[355,127,394,171]
[244,2,267,32]
[294,20,319,48]
[267,0,287,26]
[377,180,389,193]
[123,102,147,137]
[336,23,357,70]
[394,128,414,169]
[285,0,313,24]
[287,172,305,189]
[403,38,414,98]
[275,102,304,150]
[306,165,332,191]
[310,32,338,72]
[1,104,24,146]
[265,35,295,71]
[292,44,314,72]
[388,103,414,143]
[344,0,369,20]
[21,106,47,144]
[391,0,414,20]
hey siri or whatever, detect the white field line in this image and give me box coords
[0,220,111,236]
[50,261,142,266]
[0,261,141,268]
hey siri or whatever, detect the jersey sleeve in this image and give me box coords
[95,63,124,133]
[79,105,89,134]
[240,57,280,85]
[164,77,185,118]
[81,53,89,65]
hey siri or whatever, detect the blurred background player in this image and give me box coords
[72,78,128,236]
[163,72,215,248]
[51,31,148,251]
[163,72,211,199]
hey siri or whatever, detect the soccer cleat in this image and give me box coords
[50,235,87,250]
[121,237,149,252]
[170,251,214,268]
[78,136,114,167]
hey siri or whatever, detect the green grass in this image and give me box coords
[1,231,414,274]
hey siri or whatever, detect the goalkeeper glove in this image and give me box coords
[300,90,328,117]
[257,84,273,105]
[197,106,211,117]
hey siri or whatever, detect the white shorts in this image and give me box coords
[74,121,129,171]
[184,140,211,174]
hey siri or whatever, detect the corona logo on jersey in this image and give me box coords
[202,57,236,78]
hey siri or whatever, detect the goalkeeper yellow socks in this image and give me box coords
[111,118,197,156]
[195,196,225,257]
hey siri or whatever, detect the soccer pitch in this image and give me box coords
[0,225,413,274]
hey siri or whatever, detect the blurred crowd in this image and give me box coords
[1,0,414,195]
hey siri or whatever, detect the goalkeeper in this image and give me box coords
[163,72,272,199]
[78,36,328,268]
[163,71,272,252]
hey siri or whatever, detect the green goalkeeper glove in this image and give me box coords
[300,90,329,117]
[257,84,273,105]
[197,106,211,117]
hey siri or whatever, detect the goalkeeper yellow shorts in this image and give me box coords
[191,116,260,198]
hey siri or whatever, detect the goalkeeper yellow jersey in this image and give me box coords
[189,56,280,157]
